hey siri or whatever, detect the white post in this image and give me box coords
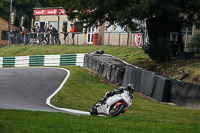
[10,0,12,12]
[185,27,188,51]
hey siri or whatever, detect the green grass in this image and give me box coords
[0,45,200,132]
[0,66,200,133]
[0,45,148,63]
[51,66,116,111]
[181,62,200,76]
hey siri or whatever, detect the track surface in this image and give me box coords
[0,67,90,115]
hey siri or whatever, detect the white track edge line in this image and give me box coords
[45,67,90,116]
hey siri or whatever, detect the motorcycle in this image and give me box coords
[90,84,134,116]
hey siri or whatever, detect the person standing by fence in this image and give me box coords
[9,28,15,44]
[139,24,146,47]
[35,25,41,44]
[50,26,58,45]
[60,26,68,45]
[43,26,50,44]
[70,24,77,45]
[21,26,28,44]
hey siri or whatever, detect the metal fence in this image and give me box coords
[7,31,146,47]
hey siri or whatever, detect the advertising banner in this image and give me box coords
[34,9,59,15]
[9,10,16,31]
[58,9,66,15]
[19,15,26,27]
[30,17,35,29]
[134,34,142,46]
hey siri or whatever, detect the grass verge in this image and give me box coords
[0,45,148,63]
[0,45,200,132]
[0,66,200,133]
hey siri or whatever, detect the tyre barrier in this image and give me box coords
[169,80,200,109]
[0,54,85,68]
[122,65,142,92]
[151,75,171,102]
[122,64,200,107]
[84,53,200,109]
[140,70,157,96]
[122,66,170,102]
[84,54,126,85]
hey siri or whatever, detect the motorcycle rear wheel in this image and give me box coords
[109,104,125,116]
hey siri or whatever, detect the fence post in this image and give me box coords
[108,32,110,46]
[67,34,69,45]
[184,27,188,51]
[119,32,120,46]
[127,32,129,46]
[130,32,132,46]
[76,33,78,45]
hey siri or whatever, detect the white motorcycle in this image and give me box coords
[90,84,134,116]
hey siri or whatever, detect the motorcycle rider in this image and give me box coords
[99,84,135,103]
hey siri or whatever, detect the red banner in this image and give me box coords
[134,34,142,46]
[33,8,96,15]
[58,9,66,15]
[34,9,66,15]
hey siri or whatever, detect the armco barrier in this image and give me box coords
[3,57,15,67]
[169,80,200,109]
[0,54,85,68]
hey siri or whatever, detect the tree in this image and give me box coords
[50,0,200,61]
[0,0,53,30]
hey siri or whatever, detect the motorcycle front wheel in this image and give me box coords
[109,104,125,116]
[90,103,98,115]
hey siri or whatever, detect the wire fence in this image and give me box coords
[7,31,146,47]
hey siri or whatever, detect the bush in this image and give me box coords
[145,42,171,62]
[188,33,200,54]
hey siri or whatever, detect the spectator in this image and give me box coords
[139,24,145,32]
[49,25,52,30]
[21,26,28,44]
[9,27,15,44]
[35,25,41,44]
[43,25,50,44]
[50,26,58,45]
[14,28,20,44]
[60,26,68,45]
[139,24,146,47]
[29,26,36,44]
[70,24,77,45]
[19,26,23,43]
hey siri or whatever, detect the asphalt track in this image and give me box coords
[0,67,90,115]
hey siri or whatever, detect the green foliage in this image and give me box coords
[188,33,200,54]
[48,0,200,31]
[47,0,200,61]
[146,42,171,62]
[0,0,53,30]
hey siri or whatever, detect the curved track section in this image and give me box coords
[0,67,90,115]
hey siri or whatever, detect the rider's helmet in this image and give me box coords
[126,84,135,94]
